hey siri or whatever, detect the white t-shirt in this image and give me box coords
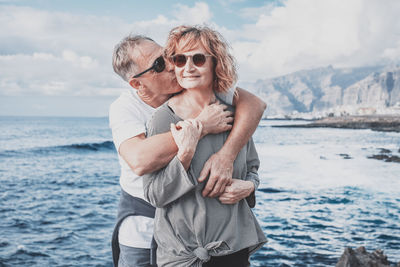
[109,88,234,248]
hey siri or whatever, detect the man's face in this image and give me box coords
[131,40,181,96]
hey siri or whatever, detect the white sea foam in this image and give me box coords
[256,125,400,194]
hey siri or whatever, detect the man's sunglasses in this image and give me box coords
[172,53,212,68]
[132,56,166,78]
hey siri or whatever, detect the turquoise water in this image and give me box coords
[0,117,399,266]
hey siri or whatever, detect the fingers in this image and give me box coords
[197,120,203,134]
[198,160,211,183]
[219,193,235,204]
[221,111,234,127]
[223,184,233,193]
[177,120,191,128]
[207,178,229,198]
[222,123,232,131]
[218,183,226,197]
[187,119,202,131]
[223,110,234,117]
[210,100,228,111]
[202,176,217,197]
[208,180,222,198]
[218,104,228,111]
[175,120,188,130]
[170,123,178,135]
[225,116,234,124]
[216,101,227,109]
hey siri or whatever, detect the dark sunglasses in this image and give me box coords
[172,53,212,68]
[132,56,166,78]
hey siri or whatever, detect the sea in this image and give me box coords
[0,116,399,267]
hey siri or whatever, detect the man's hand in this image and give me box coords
[171,119,202,169]
[196,101,233,138]
[218,179,254,204]
[197,152,234,197]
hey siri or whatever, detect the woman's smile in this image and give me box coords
[175,45,214,90]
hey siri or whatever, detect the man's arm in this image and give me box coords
[198,87,266,198]
[119,102,232,176]
[119,132,177,176]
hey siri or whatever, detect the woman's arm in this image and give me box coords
[170,119,202,170]
[143,156,198,208]
[198,87,266,198]
[142,110,202,208]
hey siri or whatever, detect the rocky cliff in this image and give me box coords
[242,65,400,118]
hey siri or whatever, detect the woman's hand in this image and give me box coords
[218,179,254,204]
[171,119,203,170]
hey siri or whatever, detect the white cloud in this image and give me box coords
[136,2,214,44]
[0,5,133,97]
[240,3,276,20]
[383,40,400,59]
[1,0,400,101]
[61,50,98,69]
[217,0,246,8]
[173,2,212,24]
[0,51,117,96]
[231,0,400,81]
[0,2,217,98]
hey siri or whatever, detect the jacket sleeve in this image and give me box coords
[143,156,198,208]
[244,138,260,208]
[142,105,198,208]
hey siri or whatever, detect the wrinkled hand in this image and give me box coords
[198,152,234,197]
[196,100,233,137]
[171,119,202,162]
[219,179,254,204]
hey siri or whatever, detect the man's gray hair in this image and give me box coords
[112,35,154,82]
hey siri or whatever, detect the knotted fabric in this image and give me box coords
[190,241,231,266]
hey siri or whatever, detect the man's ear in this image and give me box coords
[129,78,141,89]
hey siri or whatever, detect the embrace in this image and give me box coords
[110,25,267,267]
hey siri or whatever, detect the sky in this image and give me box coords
[1,0,400,117]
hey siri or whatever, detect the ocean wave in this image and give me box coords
[59,141,115,151]
[258,188,284,193]
[14,246,50,258]
[0,141,115,157]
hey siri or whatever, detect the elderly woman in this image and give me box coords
[143,25,266,267]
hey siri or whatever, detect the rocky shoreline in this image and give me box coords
[336,247,400,267]
[272,115,400,132]
[367,148,400,163]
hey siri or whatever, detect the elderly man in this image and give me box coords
[110,35,266,267]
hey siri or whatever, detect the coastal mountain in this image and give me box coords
[242,65,400,118]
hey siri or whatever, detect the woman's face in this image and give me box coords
[173,44,214,91]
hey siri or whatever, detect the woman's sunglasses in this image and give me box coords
[132,56,166,78]
[172,53,212,68]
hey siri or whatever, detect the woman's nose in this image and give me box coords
[184,57,196,72]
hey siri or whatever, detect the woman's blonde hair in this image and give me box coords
[164,25,237,93]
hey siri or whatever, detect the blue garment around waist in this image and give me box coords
[111,189,156,266]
